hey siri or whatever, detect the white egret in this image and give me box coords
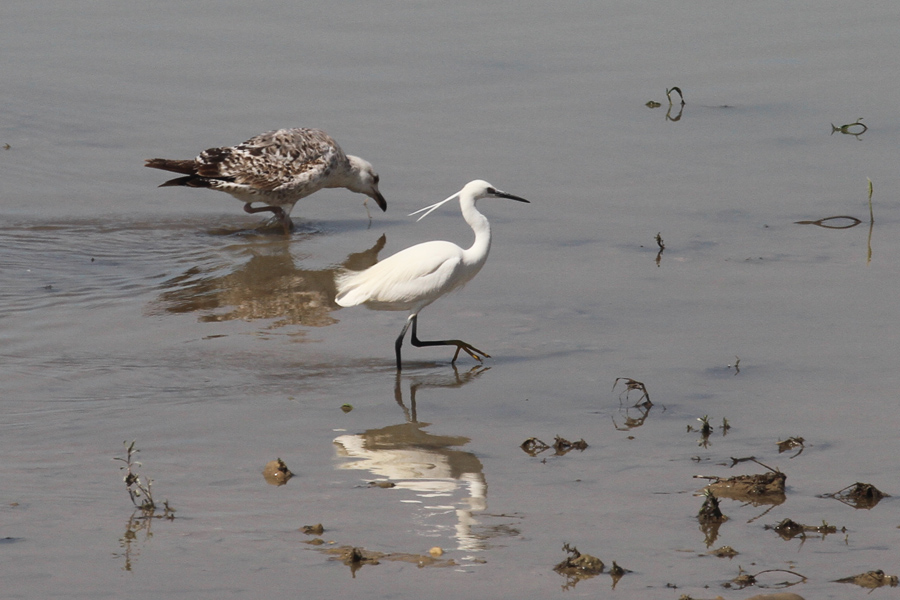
[335,180,529,370]
[145,128,386,232]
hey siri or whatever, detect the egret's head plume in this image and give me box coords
[409,191,461,222]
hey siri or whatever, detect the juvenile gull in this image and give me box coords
[145,128,386,231]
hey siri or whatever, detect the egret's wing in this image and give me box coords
[195,128,343,192]
[335,241,463,308]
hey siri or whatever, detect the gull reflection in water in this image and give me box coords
[333,367,490,551]
[151,234,386,327]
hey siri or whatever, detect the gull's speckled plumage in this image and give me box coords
[145,128,386,230]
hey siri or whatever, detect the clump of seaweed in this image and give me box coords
[697,490,727,547]
[113,441,175,572]
[697,490,726,524]
[654,233,665,266]
[687,415,721,448]
[114,441,175,519]
[554,543,605,590]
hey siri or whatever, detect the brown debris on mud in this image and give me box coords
[300,523,324,536]
[696,464,786,506]
[696,490,727,547]
[554,543,628,590]
[722,566,807,591]
[697,491,726,524]
[820,481,889,509]
[520,435,588,457]
[322,545,456,577]
[834,569,899,589]
[706,545,739,558]
[776,436,805,457]
[687,415,731,448]
[765,518,843,541]
[262,458,293,486]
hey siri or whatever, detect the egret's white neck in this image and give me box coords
[460,196,491,268]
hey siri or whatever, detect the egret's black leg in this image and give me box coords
[409,315,490,364]
[394,316,414,371]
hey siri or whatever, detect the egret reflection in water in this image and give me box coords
[392,365,489,422]
[333,368,494,551]
[151,233,386,327]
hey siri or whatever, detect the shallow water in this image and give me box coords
[3,1,900,598]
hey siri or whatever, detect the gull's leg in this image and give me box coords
[281,214,293,235]
[409,315,490,364]
[243,203,292,234]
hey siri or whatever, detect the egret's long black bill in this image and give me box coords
[491,189,530,203]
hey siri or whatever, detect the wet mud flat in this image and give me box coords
[5,0,900,596]
[4,214,900,600]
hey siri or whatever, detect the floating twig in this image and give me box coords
[794,215,861,229]
[725,567,807,590]
[831,117,867,137]
[867,178,874,264]
[666,86,685,106]
[613,377,651,407]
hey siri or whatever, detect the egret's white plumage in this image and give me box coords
[335,180,529,370]
[145,127,386,232]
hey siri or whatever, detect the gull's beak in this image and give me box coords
[372,190,387,212]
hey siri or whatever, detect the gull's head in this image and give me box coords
[347,155,387,212]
